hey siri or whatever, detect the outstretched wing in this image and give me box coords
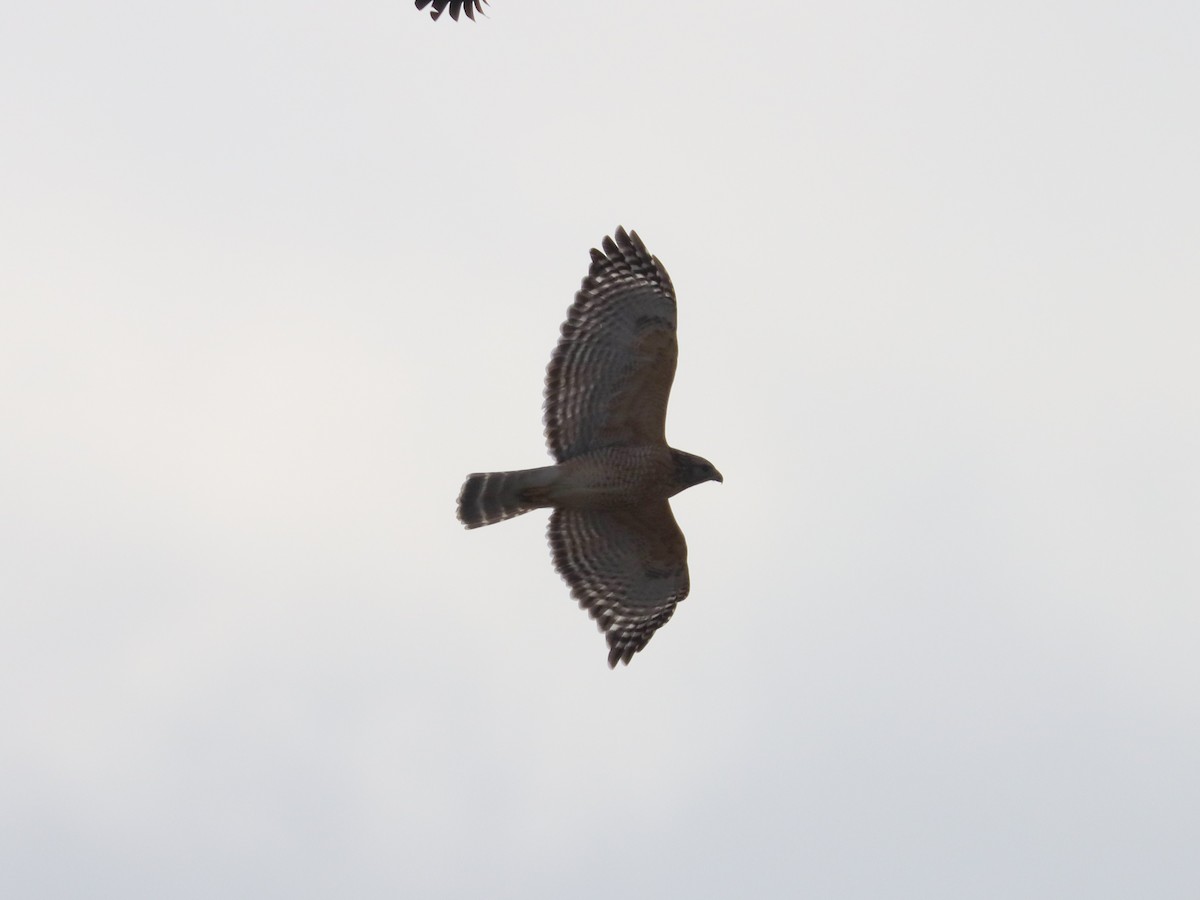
[544,227,678,462]
[414,0,487,21]
[548,503,690,667]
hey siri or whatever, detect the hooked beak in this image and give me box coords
[712,468,724,484]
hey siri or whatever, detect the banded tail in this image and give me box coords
[457,466,557,529]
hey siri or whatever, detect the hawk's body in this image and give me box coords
[457,228,721,667]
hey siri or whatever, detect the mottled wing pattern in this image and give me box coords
[548,504,690,667]
[415,0,487,21]
[544,227,678,462]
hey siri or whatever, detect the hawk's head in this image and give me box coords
[669,450,723,495]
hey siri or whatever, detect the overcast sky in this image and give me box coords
[2,1,1198,897]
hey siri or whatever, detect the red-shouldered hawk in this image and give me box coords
[457,227,722,667]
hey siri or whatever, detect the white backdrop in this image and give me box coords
[2,1,1198,897]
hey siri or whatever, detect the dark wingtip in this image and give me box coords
[457,474,482,526]
[627,229,646,255]
[591,226,644,273]
[416,0,488,21]
[606,636,636,668]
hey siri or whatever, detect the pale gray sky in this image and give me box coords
[2,1,1198,897]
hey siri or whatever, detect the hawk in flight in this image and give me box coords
[414,0,487,21]
[457,227,722,667]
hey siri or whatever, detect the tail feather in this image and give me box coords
[457,466,556,529]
